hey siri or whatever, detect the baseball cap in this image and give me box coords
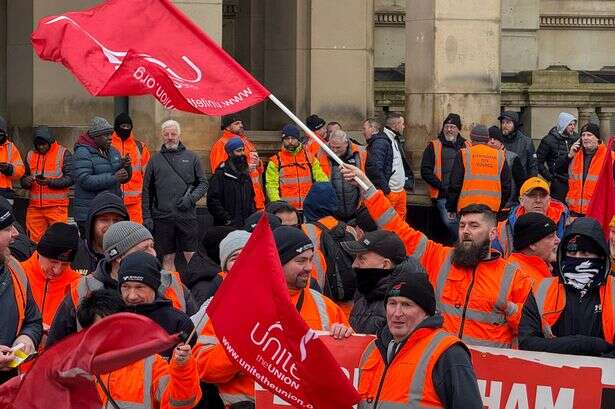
[340,230,406,265]
[520,177,550,197]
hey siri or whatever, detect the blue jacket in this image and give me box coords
[72,134,129,222]
[366,132,394,194]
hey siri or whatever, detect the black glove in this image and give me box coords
[143,218,154,233]
[176,195,193,211]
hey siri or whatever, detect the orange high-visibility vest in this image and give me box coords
[317,143,366,177]
[358,327,460,408]
[210,131,265,209]
[8,257,28,337]
[428,139,471,199]
[302,216,339,289]
[269,148,315,210]
[0,141,25,189]
[507,253,552,288]
[111,133,151,206]
[533,276,615,342]
[458,144,504,212]
[567,144,613,214]
[25,142,69,207]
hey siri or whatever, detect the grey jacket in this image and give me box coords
[142,142,208,221]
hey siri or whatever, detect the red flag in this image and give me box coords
[30,0,270,115]
[586,137,615,240]
[207,217,360,409]
[1,313,179,409]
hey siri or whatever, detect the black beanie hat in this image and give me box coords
[488,126,504,143]
[0,197,14,231]
[442,113,462,131]
[37,223,79,262]
[118,251,162,293]
[114,112,133,130]
[244,211,282,232]
[221,115,241,130]
[580,122,601,140]
[273,226,314,265]
[305,114,326,132]
[386,271,436,316]
[513,213,557,251]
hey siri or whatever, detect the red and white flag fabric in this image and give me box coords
[31,0,270,115]
[0,313,180,409]
[207,216,360,409]
[586,137,615,241]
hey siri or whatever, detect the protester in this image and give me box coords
[210,115,265,209]
[341,164,532,348]
[494,176,568,257]
[111,112,151,224]
[21,223,79,345]
[358,268,483,409]
[21,126,73,243]
[341,230,408,334]
[194,226,351,408]
[73,116,131,236]
[498,111,538,177]
[420,113,468,239]
[142,119,208,272]
[304,113,328,156]
[381,112,414,220]
[488,125,527,211]
[446,124,511,215]
[265,124,328,211]
[365,117,394,195]
[556,122,614,216]
[264,200,301,228]
[207,137,256,228]
[350,206,378,241]
[47,221,194,346]
[118,251,195,359]
[507,213,559,285]
[243,211,281,233]
[316,130,366,221]
[0,200,42,385]
[0,116,25,203]
[76,289,201,409]
[536,112,579,202]
[519,218,615,357]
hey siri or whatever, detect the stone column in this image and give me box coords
[577,107,595,128]
[405,0,502,162]
[597,108,615,137]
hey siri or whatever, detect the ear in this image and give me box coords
[488,226,497,242]
[383,259,393,270]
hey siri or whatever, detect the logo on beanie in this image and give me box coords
[363,239,370,245]
[121,274,144,283]
[389,282,405,297]
[566,235,579,252]
[108,247,119,258]
[0,211,10,222]
[295,243,314,254]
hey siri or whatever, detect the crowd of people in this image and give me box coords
[0,108,614,409]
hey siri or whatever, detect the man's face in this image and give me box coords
[225,249,243,271]
[352,250,392,269]
[0,224,18,255]
[162,125,180,149]
[386,296,427,341]
[232,147,246,157]
[326,123,341,140]
[328,138,348,157]
[93,212,124,243]
[276,210,299,227]
[501,119,515,135]
[94,132,112,150]
[123,239,156,259]
[520,188,550,214]
[442,124,459,140]
[283,249,313,290]
[282,136,300,151]
[581,131,599,152]
[487,138,503,150]
[458,213,495,249]
[315,127,327,139]
[531,232,560,264]
[566,249,601,259]
[565,121,577,135]
[38,254,70,280]
[362,122,375,139]
[35,141,50,154]
[121,282,156,306]
[390,117,405,134]
[226,120,244,135]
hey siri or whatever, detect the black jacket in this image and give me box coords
[505,150,527,208]
[182,250,224,308]
[372,315,483,409]
[142,142,208,221]
[328,145,363,221]
[519,218,615,357]
[349,272,396,335]
[206,159,255,228]
[536,127,579,184]
[366,132,394,194]
[445,146,512,212]
[420,133,468,199]
[499,111,538,177]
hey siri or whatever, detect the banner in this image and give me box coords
[586,136,615,241]
[31,0,270,115]
[207,217,360,409]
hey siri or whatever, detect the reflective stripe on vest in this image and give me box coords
[458,146,503,212]
[303,224,326,287]
[8,258,28,336]
[26,144,69,203]
[533,277,559,338]
[142,356,154,409]
[309,289,331,330]
[159,271,187,313]
[567,145,610,214]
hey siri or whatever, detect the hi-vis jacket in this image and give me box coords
[194,288,348,407]
[24,142,73,207]
[111,132,151,206]
[97,354,201,409]
[0,140,25,192]
[566,144,615,215]
[363,186,532,348]
[458,144,505,212]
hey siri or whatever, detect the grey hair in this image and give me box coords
[364,118,382,132]
[161,119,181,134]
[329,129,349,143]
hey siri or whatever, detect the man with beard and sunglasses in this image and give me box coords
[207,137,256,228]
[340,164,532,349]
[519,218,615,357]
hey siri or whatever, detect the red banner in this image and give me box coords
[31,0,270,115]
[586,137,615,241]
[207,217,360,409]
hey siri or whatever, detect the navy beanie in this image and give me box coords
[225,137,245,154]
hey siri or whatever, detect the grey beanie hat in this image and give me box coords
[219,230,251,271]
[103,221,153,261]
[88,116,114,138]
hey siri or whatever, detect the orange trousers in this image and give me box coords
[387,190,407,222]
[126,202,143,224]
[26,206,68,243]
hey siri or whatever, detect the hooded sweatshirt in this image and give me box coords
[302,182,340,223]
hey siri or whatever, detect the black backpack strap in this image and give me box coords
[304,150,315,182]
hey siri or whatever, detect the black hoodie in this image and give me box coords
[420,133,468,199]
[519,217,615,356]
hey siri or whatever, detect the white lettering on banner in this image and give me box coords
[133,66,176,110]
[478,380,574,409]
[250,322,300,382]
[187,87,254,109]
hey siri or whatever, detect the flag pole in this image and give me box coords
[268,94,370,191]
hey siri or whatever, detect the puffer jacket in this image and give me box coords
[206,158,255,228]
[365,132,393,194]
[72,134,129,223]
[327,145,363,221]
[349,272,397,335]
